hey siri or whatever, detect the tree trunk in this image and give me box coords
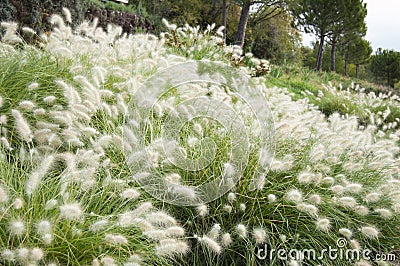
[331,41,336,72]
[316,34,325,71]
[355,64,359,79]
[345,55,349,77]
[222,0,227,42]
[234,0,251,48]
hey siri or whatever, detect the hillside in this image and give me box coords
[0,10,399,266]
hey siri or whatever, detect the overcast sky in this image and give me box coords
[302,0,400,52]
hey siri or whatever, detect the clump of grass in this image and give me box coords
[0,13,189,265]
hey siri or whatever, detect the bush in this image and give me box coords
[3,0,87,32]
[0,0,155,39]
[0,0,17,24]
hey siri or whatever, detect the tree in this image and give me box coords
[131,0,219,27]
[327,0,367,72]
[292,0,342,71]
[344,37,372,78]
[250,7,302,64]
[291,0,367,72]
[233,0,286,48]
[370,49,400,87]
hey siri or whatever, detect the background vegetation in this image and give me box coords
[2,0,400,89]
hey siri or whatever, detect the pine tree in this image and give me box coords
[370,49,400,87]
[291,0,343,71]
[328,0,367,72]
[344,37,372,78]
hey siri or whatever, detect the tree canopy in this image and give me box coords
[291,0,367,71]
[370,49,400,87]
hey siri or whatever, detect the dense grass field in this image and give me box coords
[0,10,399,266]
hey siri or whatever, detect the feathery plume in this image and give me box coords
[28,82,39,90]
[227,192,236,203]
[26,155,55,195]
[286,189,303,203]
[59,202,83,220]
[339,228,353,239]
[105,234,129,245]
[236,224,248,238]
[19,100,35,110]
[354,205,369,216]
[252,228,267,244]
[11,109,33,142]
[90,220,109,232]
[1,249,15,262]
[146,211,176,226]
[43,96,57,104]
[37,220,52,235]
[45,199,58,210]
[196,204,208,217]
[360,226,380,238]
[344,183,363,194]
[308,194,322,205]
[364,192,381,203]
[0,186,8,203]
[267,194,277,203]
[338,196,357,208]
[315,218,331,232]
[198,236,222,254]
[155,239,189,257]
[223,204,232,213]
[9,220,25,236]
[221,233,232,247]
[62,8,72,23]
[13,198,23,209]
[121,189,140,200]
[375,208,393,219]
[207,224,221,240]
[166,226,185,237]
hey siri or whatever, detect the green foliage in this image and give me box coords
[302,43,349,76]
[249,7,302,64]
[85,3,155,34]
[0,0,17,23]
[328,0,367,73]
[6,0,88,32]
[291,0,339,37]
[291,0,367,71]
[86,0,138,14]
[328,0,367,48]
[345,37,372,78]
[129,0,217,26]
[370,48,400,87]
[0,0,156,42]
[345,38,372,65]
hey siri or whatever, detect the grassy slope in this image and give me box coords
[0,16,399,266]
[266,64,400,133]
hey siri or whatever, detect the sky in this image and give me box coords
[302,0,400,52]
